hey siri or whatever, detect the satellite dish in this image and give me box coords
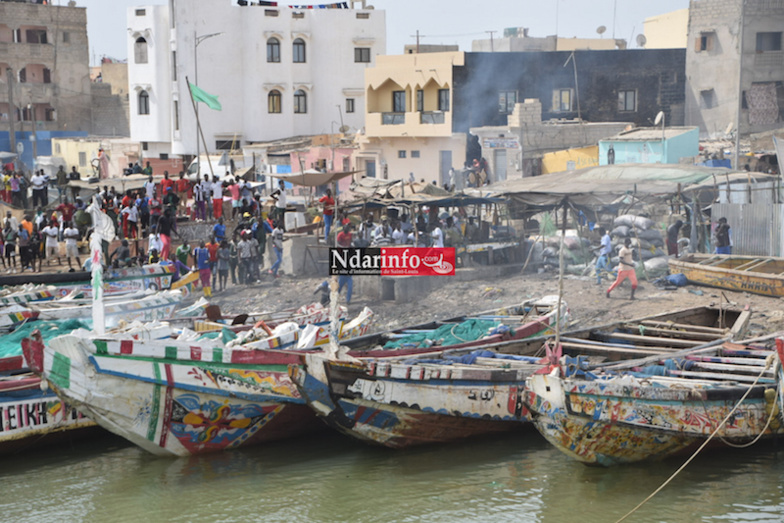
[596,26,606,36]
[636,34,647,48]
[654,111,665,126]
[725,122,735,135]
[339,125,350,133]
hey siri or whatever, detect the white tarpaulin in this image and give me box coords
[274,169,359,187]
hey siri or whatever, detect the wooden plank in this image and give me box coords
[559,341,681,356]
[638,320,727,334]
[688,361,774,375]
[620,325,720,341]
[592,331,706,347]
[733,258,764,271]
[696,255,722,265]
[686,355,773,366]
[668,369,776,384]
[737,259,771,272]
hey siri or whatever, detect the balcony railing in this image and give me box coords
[420,111,445,124]
[382,112,405,125]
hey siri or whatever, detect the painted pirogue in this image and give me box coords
[20,296,564,456]
[291,305,750,448]
[524,336,782,466]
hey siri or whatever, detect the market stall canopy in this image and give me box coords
[473,163,779,213]
[0,152,17,161]
[68,174,164,194]
[274,169,359,187]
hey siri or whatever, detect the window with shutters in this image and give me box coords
[618,90,636,112]
[268,90,282,113]
[553,89,572,112]
[138,90,150,115]
[293,38,306,63]
[294,89,307,113]
[135,37,148,64]
[267,38,280,63]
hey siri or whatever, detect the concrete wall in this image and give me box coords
[0,2,91,134]
[454,49,687,132]
[51,137,142,179]
[643,9,689,49]
[685,0,784,139]
[598,128,699,164]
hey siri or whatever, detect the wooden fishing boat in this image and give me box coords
[0,264,175,299]
[20,307,375,457]
[33,290,185,327]
[0,355,97,454]
[290,305,750,449]
[524,336,781,466]
[668,253,784,297]
[18,296,564,456]
[0,305,40,332]
[0,285,58,307]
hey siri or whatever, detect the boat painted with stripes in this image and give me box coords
[524,336,781,466]
[290,305,751,448]
[0,285,58,307]
[21,306,375,457]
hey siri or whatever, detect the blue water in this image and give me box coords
[2,429,784,522]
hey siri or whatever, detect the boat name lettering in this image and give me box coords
[467,390,494,401]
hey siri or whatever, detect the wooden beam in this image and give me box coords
[638,320,727,334]
[592,331,706,347]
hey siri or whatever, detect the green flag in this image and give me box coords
[189,82,222,111]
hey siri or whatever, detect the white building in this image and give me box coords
[127,0,385,160]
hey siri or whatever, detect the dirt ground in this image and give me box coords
[206,269,784,340]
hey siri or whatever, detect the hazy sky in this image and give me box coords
[69,0,690,64]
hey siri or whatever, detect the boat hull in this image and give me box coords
[669,254,784,297]
[291,354,532,448]
[0,370,97,454]
[23,334,321,457]
[525,372,779,466]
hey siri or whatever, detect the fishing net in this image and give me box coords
[383,319,500,349]
[0,319,88,359]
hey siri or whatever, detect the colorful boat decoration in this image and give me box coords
[34,290,185,327]
[21,306,375,457]
[668,254,784,297]
[0,264,175,299]
[0,355,97,454]
[0,285,58,307]
[0,305,40,332]
[524,338,781,466]
[291,305,751,448]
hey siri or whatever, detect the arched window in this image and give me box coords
[134,37,148,64]
[268,90,282,113]
[293,89,307,114]
[292,38,306,63]
[267,38,280,63]
[138,90,150,115]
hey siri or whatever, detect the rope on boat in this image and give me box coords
[615,353,778,523]
[716,381,780,449]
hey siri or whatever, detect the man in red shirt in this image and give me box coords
[336,223,353,248]
[56,199,76,224]
[160,171,175,197]
[176,171,190,217]
[319,188,335,243]
[206,236,220,290]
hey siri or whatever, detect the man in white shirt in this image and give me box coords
[31,170,47,208]
[271,180,287,228]
[42,221,61,266]
[430,222,444,248]
[143,175,156,200]
[391,222,405,245]
[4,211,19,232]
[199,175,213,221]
[63,221,80,269]
[148,227,163,258]
[212,178,224,220]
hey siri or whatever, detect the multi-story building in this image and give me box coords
[357,48,687,184]
[685,0,784,139]
[127,0,385,161]
[0,0,92,164]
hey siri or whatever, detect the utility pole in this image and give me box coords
[409,30,421,53]
[486,31,496,52]
[193,31,223,176]
[6,68,17,170]
[733,0,746,170]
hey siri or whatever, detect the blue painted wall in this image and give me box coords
[599,127,699,165]
[0,131,88,170]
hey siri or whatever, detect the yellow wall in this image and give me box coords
[541,146,599,174]
[365,52,464,139]
[643,9,688,49]
[355,134,466,186]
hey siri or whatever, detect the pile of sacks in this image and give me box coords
[610,215,670,276]
[539,234,594,274]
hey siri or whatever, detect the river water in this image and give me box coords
[3,428,784,523]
